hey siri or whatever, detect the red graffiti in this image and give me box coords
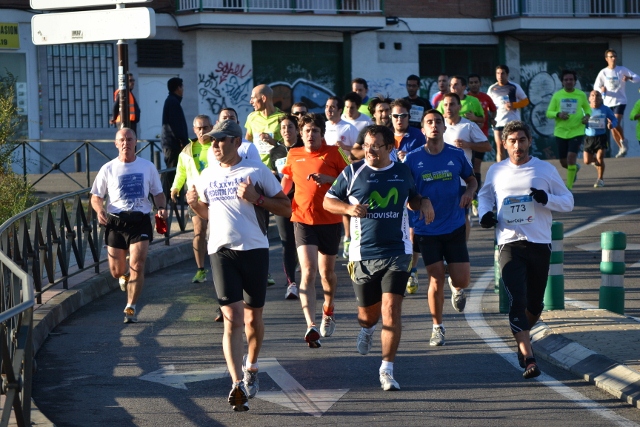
[214,61,252,84]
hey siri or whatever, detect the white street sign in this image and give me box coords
[31,0,151,10]
[139,357,349,417]
[31,7,155,45]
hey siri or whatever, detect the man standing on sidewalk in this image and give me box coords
[478,120,573,379]
[91,128,167,324]
[161,77,189,200]
[546,70,591,191]
[324,125,431,391]
[594,49,639,157]
[187,120,291,411]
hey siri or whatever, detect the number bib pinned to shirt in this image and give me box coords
[502,195,535,225]
[588,116,606,129]
[560,99,578,115]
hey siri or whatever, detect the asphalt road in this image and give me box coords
[31,158,640,426]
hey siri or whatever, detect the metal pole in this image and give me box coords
[117,39,130,129]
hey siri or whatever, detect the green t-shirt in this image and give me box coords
[630,99,640,141]
[244,107,286,166]
[437,95,485,119]
[546,88,591,139]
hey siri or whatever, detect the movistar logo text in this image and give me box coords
[368,188,398,209]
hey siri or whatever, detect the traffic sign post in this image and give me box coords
[31,1,156,133]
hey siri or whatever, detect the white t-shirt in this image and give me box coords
[477,157,574,245]
[341,113,372,132]
[91,157,163,214]
[443,117,487,163]
[196,158,282,253]
[325,120,359,148]
[487,81,528,127]
[594,65,639,107]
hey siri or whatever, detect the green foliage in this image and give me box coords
[0,71,34,225]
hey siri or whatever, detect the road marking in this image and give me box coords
[564,207,640,238]
[467,270,639,427]
[139,358,348,417]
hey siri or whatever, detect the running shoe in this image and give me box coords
[448,276,467,312]
[616,143,627,158]
[228,381,249,411]
[192,269,208,283]
[430,326,445,346]
[305,326,321,348]
[523,359,541,379]
[267,274,276,287]
[406,270,419,294]
[320,314,336,337]
[379,371,400,391]
[242,354,259,398]
[123,307,137,324]
[471,199,479,217]
[285,283,299,300]
[342,239,351,259]
[594,179,604,188]
[119,273,129,292]
[215,307,223,322]
[356,328,373,355]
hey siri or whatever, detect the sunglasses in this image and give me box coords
[292,111,307,116]
[392,113,409,119]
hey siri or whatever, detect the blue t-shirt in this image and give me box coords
[398,127,426,155]
[585,105,617,137]
[326,160,417,261]
[405,144,473,235]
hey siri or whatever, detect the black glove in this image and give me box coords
[529,187,548,205]
[480,212,498,228]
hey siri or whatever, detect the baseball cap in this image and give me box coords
[205,120,243,140]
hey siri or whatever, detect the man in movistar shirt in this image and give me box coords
[546,70,591,190]
[324,124,431,392]
[404,109,477,347]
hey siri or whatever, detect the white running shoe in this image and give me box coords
[379,371,400,391]
[320,314,336,337]
[594,179,604,188]
[285,283,299,300]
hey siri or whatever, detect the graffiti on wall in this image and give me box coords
[198,61,254,117]
[270,78,334,114]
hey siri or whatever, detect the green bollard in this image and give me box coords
[544,221,564,310]
[599,231,626,315]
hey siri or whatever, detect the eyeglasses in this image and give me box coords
[292,111,307,116]
[392,113,409,119]
[362,143,388,151]
[606,55,617,58]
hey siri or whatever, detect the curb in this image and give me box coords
[531,321,640,409]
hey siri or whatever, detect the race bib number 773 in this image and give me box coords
[502,195,535,225]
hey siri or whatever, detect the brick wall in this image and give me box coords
[385,0,492,19]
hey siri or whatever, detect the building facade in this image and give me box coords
[2,0,640,172]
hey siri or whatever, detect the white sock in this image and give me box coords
[247,362,259,371]
[380,361,393,374]
[363,325,376,334]
[126,304,136,310]
[433,324,444,332]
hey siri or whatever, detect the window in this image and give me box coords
[46,43,115,128]
[136,40,184,68]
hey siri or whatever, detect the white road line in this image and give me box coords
[564,207,640,238]
[466,270,639,427]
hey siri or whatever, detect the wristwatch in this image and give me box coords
[254,195,265,206]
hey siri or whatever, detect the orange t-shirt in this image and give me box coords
[282,143,348,225]
[394,134,403,149]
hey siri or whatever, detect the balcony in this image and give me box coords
[493,0,640,32]
[177,0,382,14]
[174,0,385,31]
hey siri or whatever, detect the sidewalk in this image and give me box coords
[533,305,640,408]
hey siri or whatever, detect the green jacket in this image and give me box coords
[170,139,211,192]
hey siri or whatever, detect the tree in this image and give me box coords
[0,71,35,225]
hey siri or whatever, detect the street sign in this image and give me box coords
[30,0,151,10]
[31,7,155,45]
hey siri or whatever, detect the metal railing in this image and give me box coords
[177,0,382,14]
[0,171,191,426]
[8,139,163,190]
[494,0,640,17]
